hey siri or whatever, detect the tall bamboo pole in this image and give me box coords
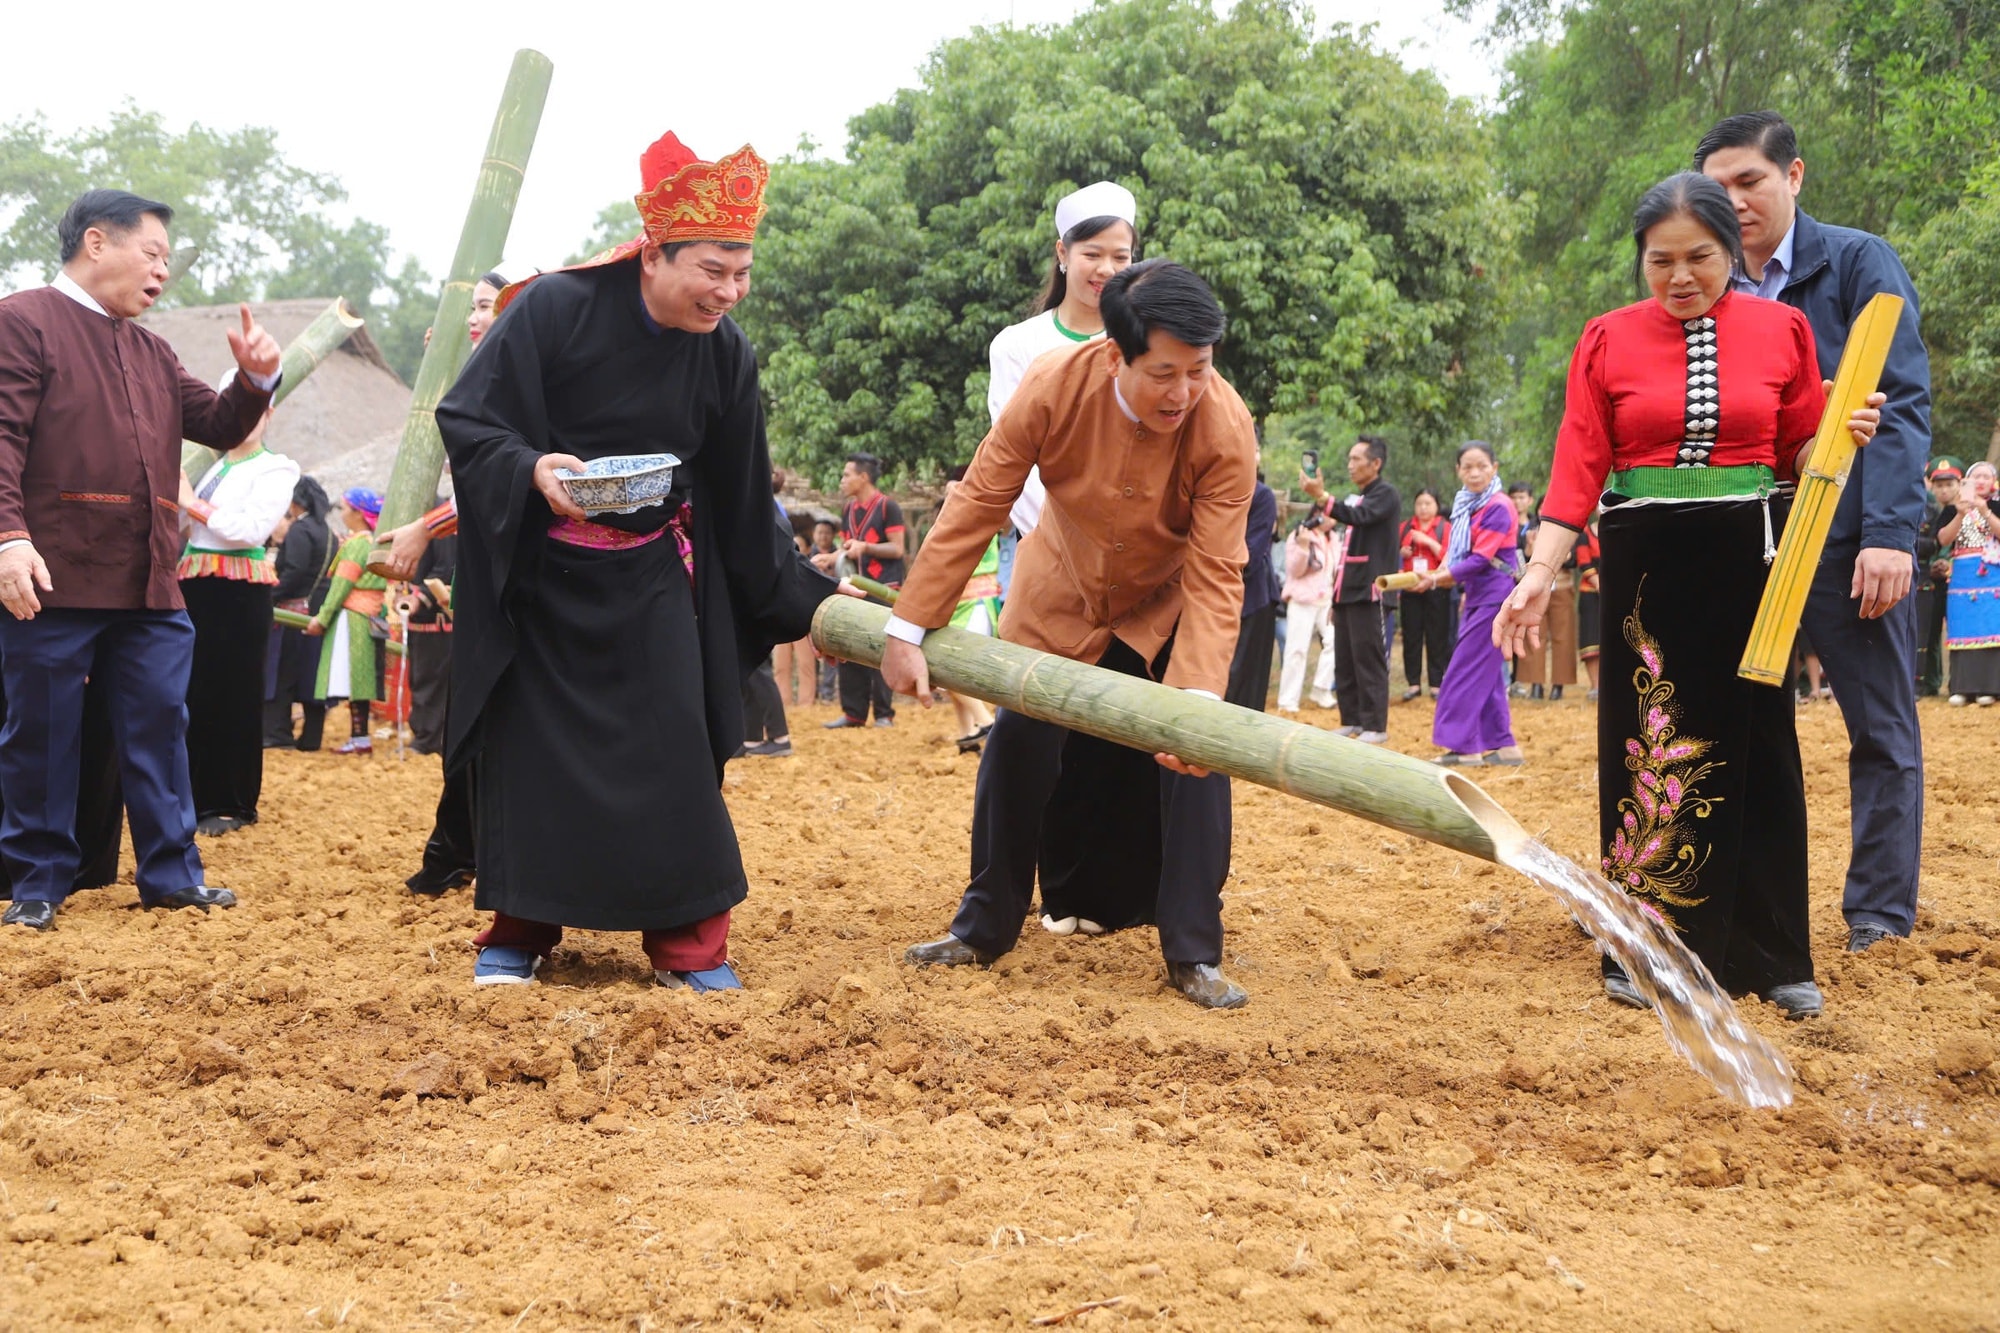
[182,297,364,483]
[1738,292,1903,685]
[371,48,554,545]
[810,596,1525,863]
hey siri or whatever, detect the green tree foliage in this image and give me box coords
[1464,0,2000,469]
[668,0,1512,490]
[0,105,435,383]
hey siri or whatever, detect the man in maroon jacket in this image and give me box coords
[0,189,280,929]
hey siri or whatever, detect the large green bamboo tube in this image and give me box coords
[273,607,404,657]
[811,597,1527,863]
[372,47,553,541]
[182,298,364,482]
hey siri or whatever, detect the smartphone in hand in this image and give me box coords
[1301,449,1319,479]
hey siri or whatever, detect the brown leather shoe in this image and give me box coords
[1166,962,1247,1009]
[904,935,996,968]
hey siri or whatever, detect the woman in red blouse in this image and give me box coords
[1494,173,1880,1019]
[1397,489,1454,700]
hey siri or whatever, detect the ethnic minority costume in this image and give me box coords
[1944,504,2000,697]
[1431,487,1519,755]
[1542,290,1825,994]
[181,445,298,824]
[404,498,477,894]
[437,133,832,976]
[312,521,389,706]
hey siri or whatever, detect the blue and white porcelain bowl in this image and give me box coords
[555,453,681,515]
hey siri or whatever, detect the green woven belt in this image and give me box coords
[1607,464,1774,501]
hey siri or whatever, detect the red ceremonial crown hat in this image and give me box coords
[635,131,769,247]
[493,130,767,317]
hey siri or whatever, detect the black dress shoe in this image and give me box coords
[1166,962,1248,1009]
[405,866,475,896]
[195,815,251,837]
[3,900,54,930]
[1847,923,1897,953]
[904,935,996,968]
[150,885,237,911]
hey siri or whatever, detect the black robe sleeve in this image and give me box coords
[435,280,563,772]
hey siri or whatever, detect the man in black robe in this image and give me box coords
[436,131,832,989]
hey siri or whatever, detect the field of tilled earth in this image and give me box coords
[0,689,1996,1331]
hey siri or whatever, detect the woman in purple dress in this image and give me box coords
[1416,441,1523,765]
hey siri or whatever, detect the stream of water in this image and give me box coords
[1502,838,1796,1109]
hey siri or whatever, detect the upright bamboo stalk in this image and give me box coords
[182,298,364,482]
[1738,292,1904,684]
[811,596,1525,863]
[371,48,554,542]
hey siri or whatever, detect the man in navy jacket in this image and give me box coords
[1698,111,1932,953]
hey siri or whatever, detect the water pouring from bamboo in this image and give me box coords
[813,593,1794,1108]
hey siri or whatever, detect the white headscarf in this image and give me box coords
[1055,181,1138,238]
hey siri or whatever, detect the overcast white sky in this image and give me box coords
[8,0,1501,282]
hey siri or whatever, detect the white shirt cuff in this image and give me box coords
[1184,688,1220,701]
[0,539,29,555]
[883,614,927,646]
[244,368,280,393]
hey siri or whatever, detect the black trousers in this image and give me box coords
[837,661,895,722]
[949,636,1231,964]
[420,762,476,880]
[1399,588,1455,689]
[1916,582,1946,696]
[406,630,453,755]
[742,658,788,741]
[1331,599,1389,731]
[183,577,273,822]
[1225,604,1277,711]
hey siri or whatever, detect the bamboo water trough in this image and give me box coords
[811,595,1526,864]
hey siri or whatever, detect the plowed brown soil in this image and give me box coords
[1,693,1997,1332]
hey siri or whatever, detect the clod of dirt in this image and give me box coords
[1934,1034,1997,1078]
[918,1175,960,1205]
[180,1038,246,1085]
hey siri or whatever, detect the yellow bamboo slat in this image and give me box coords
[1738,292,1904,685]
[1375,571,1422,592]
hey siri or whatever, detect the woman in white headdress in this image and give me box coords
[987,180,1140,542]
[983,182,1151,940]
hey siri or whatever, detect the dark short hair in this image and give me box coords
[1631,172,1744,289]
[813,517,836,530]
[477,270,508,291]
[1100,259,1226,363]
[1461,441,1499,466]
[845,452,882,484]
[1694,111,1800,171]
[58,189,174,263]
[660,239,752,262]
[1414,487,1441,506]
[1354,434,1388,467]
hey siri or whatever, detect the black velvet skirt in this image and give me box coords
[1596,494,1812,992]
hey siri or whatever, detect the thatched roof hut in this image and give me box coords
[141,299,412,495]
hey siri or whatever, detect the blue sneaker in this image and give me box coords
[655,962,742,993]
[473,945,541,986]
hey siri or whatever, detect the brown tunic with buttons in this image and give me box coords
[897,339,1257,694]
[0,287,271,611]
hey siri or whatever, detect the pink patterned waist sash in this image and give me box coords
[548,505,697,588]
[547,517,667,550]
